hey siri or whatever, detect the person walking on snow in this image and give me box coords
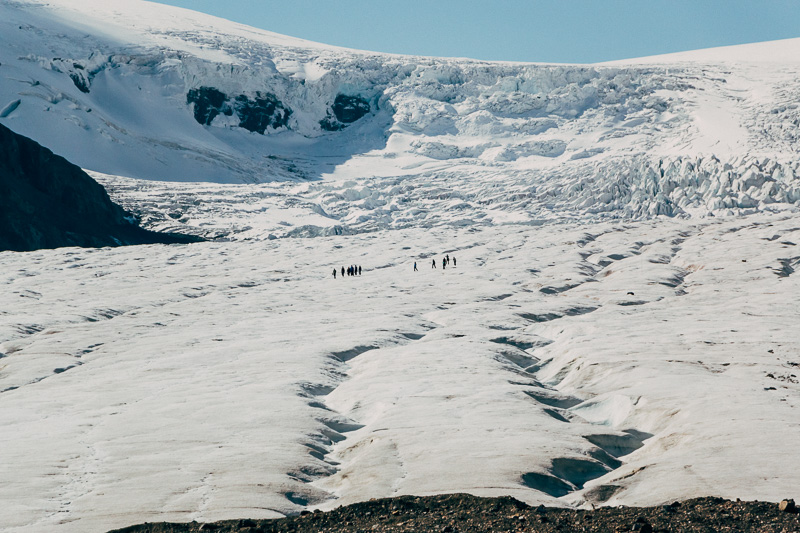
[443,257,446,270]
[453,256,456,267]
[358,266,362,276]
[414,262,418,271]
[432,259,436,269]
[332,268,337,279]
[341,266,345,277]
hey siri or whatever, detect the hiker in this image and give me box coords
[332,268,337,279]
[341,266,345,277]
[446,254,450,266]
[358,266,362,276]
[443,257,446,270]
[414,262,418,271]
[432,259,436,269]
[453,256,456,267]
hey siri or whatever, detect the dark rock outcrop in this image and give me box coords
[233,92,291,133]
[50,57,102,94]
[108,494,800,533]
[69,72,90,93]
[187,87,229,125]
[319,114,345,132]
[186,87,291,133]
[320,94,371,131]
[0,122,201,252]
[332,94,370,123]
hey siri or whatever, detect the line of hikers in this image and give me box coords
[332,254,457,278]
[414,254,456,271]
[333,265,361,278]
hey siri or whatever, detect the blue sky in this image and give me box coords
[149,0,800,63]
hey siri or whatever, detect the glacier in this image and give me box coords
[2,0,800,225]
[1,1,800,532]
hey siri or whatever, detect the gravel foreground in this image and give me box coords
[110,494,799,533]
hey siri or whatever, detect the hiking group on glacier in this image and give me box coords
[333,254,456,278]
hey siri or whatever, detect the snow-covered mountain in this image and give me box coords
[3,0,800,232]
[2,2,800,533]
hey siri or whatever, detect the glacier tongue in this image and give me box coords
[1,213,799,532]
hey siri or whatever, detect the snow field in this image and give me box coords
[1,213,799,532]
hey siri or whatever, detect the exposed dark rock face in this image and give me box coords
[234,92,291,134]
[320,94,371,131]
[187,87,229,125]
[332,94,371,123]
[319,114,345,132]
[188,88,367,134]
[50,57,102,94]
[108,494,800,533]
[0,122,201,252]
[69,72,90,93]
[186,87,291,133]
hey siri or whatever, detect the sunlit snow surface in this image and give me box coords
[2,202,799,532]
[2,1,800,531]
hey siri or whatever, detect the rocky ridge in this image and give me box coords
[0,122,201,251]
[109,494,800,533]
